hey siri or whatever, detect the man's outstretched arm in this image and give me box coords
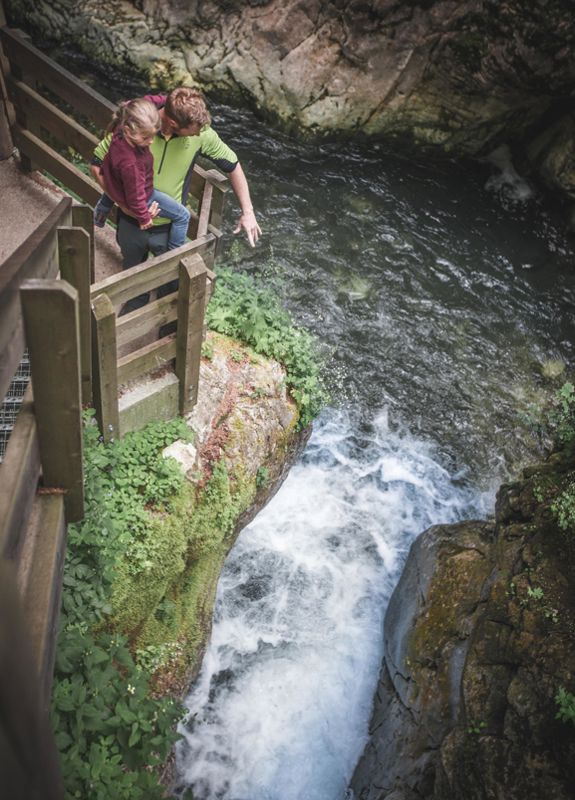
[228,162,262,247]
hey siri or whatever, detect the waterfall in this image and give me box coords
[176,408,492,800]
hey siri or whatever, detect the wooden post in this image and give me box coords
[58,226,92,404]
[91,292,119,443]
[175,254,207,414]
[72,204,95,283]
[20,279,84,523]
[0,560,65,800]
[0,12,14,159]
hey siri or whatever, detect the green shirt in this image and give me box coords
[93,126,237,225]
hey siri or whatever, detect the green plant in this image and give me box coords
[53,629,182,799]
[256,466,270,489]
[467,719,487,735]
[135,642,179,674]
[52,413,191,799]
[552,476,575,534]
[527,586,545,601]
[555,687,575,727]
[201,340,214,360]
[206,268,327,428]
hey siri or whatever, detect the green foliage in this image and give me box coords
[467,719,487,735]
[53,629,182,800]
[201,339,214,360]
[524,381,575,454]
[53,414,191,799]
[551,476,575,535]
[527,586,545,601]
[256,466,270,489]
[206,268,327,428]
[555,687,575,727]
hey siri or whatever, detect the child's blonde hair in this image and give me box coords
[107,98,160,138]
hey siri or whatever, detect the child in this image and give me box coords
[93,98,190,250]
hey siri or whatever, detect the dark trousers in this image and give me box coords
[116,214,177,313]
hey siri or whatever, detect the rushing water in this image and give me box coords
[172,104,575,799]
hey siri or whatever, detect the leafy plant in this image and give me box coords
[548,382,575,448]
[552,477,575,534]
[52,413,191,799]
[201,339,214,360]
[467,719,487,735]
[256,466,270,489]
[206,268,327,428]
[555,687,575,727]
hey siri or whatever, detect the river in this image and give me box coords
[172,105,575,798]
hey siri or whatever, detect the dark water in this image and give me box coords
[210,102,575,483]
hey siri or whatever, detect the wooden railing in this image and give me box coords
[0,20,229,796]
[0,195,93,797]
[90,237,216,441]
[0,24,230,240]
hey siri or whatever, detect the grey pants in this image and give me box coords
[116,214,177,313]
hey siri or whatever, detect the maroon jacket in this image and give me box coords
[101,129,155,226]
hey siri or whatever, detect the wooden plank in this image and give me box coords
[91,293,119,443]
[116,292,178,348]
[90,233,216,306]
[117,336,176,386]
[21,279,84,522]
[58,227,92,405]
[204,168,229,230]
[0,197,71,404]
[16,492,67,704]
[176,255,207,413]
[0,27,115,130]
[13,126,101,206]
[0,559,64,798]
[196,181,213,237]
[71,204,95,283]
[0,385,40,561]
[0,31,14,157]
[6,77,99,160]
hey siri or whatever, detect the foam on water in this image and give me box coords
[176,408,492,800]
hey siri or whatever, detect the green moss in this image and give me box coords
[108,459,257,683]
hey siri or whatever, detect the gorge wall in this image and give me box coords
[350,450,575,800]
[4,0,575,216]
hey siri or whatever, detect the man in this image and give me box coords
[91,87,261,285]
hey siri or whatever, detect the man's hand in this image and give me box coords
[233,208,262,247]
[90,164,106,190]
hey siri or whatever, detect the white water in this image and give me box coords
[176,408,493,800]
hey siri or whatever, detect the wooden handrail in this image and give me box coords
[7,76,100,160]
[0,196,72,404]
[91,233,216,306]
[0,25,115,129]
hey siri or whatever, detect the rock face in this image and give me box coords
[350,454,575,800]
[4,1,575,206]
